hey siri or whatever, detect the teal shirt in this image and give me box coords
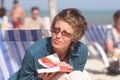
[9,37,88,80]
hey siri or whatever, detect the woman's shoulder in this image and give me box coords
[106,27,115,40]
[27,37,51,55]
[34,37,50,45]
[74,41,88,56]
[76,41,88,50]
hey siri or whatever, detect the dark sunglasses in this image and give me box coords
[51,27,73,38]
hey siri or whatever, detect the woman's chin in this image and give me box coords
[52,42,62,49]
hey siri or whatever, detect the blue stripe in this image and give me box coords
[89,26,97,42]
[8,30,15,41]
[97,26,106,46]
[94,26,102,43]
[0,30,2,41]
[86,25,108,50]
[97,27,104,45]
[13,42,22,66]
[7,42,21,68]
[23,42,32,50]
[92,26,100,42]
[0,42,14,76]
[37,30,42,40]
[85,27,93,41]
[19,30,26,41]
[21,42,31,54]
[86,27,91,41]
[99,26,106,41]
[85,28,92,41]
[21,42,26,53]
[86,26,102,43]
[90,26,97,42]
[31,30,38,41]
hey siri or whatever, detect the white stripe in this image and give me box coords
[37,30,41,39]
[4,42,19,74]
[42,29,50,37]
[0,48,10,80]
[1,30,9,41]
[14,30,21,41]
[16,42,25,60]
[25,30,33,41]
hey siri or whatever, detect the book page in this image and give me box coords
[37,53,72,73]
[38,53,60,68]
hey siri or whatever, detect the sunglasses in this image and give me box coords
[51,27,73,38]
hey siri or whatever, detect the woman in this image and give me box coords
[106,10,120,74]
[106,10,120,71]
[9,8,88,80]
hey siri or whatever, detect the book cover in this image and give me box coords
[37,53,72,73]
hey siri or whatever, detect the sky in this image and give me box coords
[3,0,120,11]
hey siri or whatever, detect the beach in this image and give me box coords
[85,58,120,80]
[24,10,115,26]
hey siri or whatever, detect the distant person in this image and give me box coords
[24,7,45,29]
[0,7,12,30]
[10,0,25,29]
[106,10,120,56]
[106,10,120,72]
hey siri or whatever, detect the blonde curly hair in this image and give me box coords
[51,8,87,42]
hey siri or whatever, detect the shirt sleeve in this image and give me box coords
[106,29,114,41]
[75,43,88,71]
[18,49,39,80]
[40,18,46,29]
[24,18,30,28]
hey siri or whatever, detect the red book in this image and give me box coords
[37,53,72,73]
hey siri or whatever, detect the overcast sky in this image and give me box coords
[3,0,120,11]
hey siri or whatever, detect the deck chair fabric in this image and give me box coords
[85,25,113,67]
[85,25,108,49]
[0,29,49,80]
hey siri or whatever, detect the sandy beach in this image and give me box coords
[85,58,120,80]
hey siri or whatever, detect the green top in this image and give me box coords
[9,37,88,80]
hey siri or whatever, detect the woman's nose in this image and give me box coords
[56,32,62,38]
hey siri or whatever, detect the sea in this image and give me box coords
[21,10,117,26]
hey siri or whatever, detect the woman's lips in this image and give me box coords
[53,39,61,44]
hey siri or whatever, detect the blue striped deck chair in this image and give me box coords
[0,29,49,80]
[85,25,107,49]
[85,25,112,68]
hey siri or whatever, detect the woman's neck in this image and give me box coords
[53,47,69,61]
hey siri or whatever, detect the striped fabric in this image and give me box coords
[85,25,108,49]
[0,29,49,41]
[0,29,49,80]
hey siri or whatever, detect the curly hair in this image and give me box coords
[51,8,87,42]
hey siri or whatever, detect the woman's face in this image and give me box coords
[51,20,74,50]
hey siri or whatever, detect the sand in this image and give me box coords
[85,58,120,80]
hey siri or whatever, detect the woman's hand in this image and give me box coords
[38,62,72,80]
[39,73,57,80]
[56,62,72,69]
[55,62,73,72]
[39,72,69,80]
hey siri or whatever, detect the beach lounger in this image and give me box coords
[0,29,49,80]
[85,25,113,68]
[0,29,91,80]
